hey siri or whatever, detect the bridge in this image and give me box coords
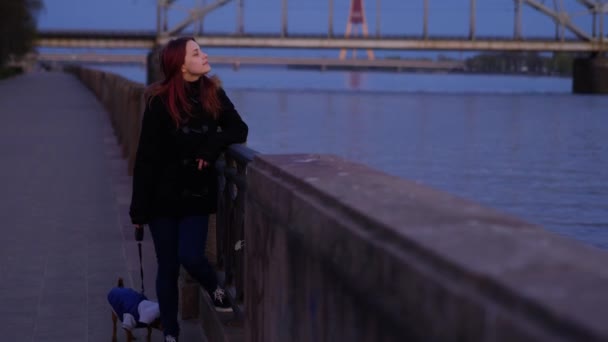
[36,0,608,52]
[34,0,608,92]
[38,30,603,52]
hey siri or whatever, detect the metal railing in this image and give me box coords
[215,144,259,320]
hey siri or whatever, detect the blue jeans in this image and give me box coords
[149,215,218,337]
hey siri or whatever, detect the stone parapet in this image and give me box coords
[245,154,608,342]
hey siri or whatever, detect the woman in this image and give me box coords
[129,37,248,342]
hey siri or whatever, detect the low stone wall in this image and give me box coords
[67,66,145,175]
[245,154,608,342]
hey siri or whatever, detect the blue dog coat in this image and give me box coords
[107,287,159,330]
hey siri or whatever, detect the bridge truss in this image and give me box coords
[37,0,607,53]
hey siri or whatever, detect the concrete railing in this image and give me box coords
[66,66,145,175]
[245,154,608,342]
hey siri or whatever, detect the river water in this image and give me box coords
[97,64,608,250]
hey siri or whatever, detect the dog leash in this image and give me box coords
[135,225,145,295]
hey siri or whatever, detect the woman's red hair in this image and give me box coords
[145,37,222,126]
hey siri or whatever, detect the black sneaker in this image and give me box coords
[212,287,233,312]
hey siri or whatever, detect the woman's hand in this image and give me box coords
[196,158,209,170]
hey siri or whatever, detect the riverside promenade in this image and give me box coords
[0,72,204,341]
[4,69,608,342]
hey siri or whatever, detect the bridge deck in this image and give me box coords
[0,72,203,341]
[37,30,605,52]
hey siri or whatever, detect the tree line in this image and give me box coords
[464,51,575,76]
[0,0,43,78]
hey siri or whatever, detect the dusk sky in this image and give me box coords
[38,0,597,38]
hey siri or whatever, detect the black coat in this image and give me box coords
[129,85,248,225]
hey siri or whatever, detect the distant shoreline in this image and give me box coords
[285,64,570,78]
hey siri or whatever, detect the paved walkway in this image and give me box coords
[0,72,203,341]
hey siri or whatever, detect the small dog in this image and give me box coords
[108,278,162,342]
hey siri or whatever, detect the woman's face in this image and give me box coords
[182,40,210,80]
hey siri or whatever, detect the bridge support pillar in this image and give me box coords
[572,57,608,94]
[146,45,164,85]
